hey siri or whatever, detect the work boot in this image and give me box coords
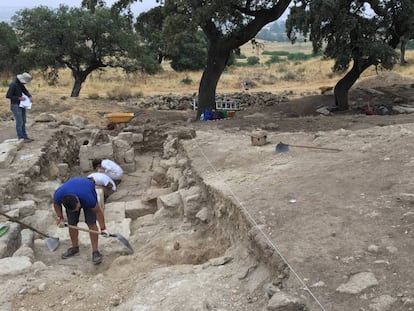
[61,247,79,259]
[23,138,34,143]
[92,251,103,265]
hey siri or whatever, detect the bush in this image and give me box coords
[265,55,284,65]
[88,93,100,99]
[106,86,133,100]
[181,76,193,85]
[246,56,260,65]
[234,53,247,59]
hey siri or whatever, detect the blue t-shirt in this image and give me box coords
[53,177,97,209]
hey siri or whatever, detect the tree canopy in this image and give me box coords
[12,5,160,97]
[286,0,414,110]
[135,6,208,71]
[116,0,291,119]
[0,22,20,74]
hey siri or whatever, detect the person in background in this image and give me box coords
[6,72,34,142]
[88,172,117,198]
[53,177,109,265]
[92,159,123,183]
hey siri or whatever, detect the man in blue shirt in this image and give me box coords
[53,177,109,265]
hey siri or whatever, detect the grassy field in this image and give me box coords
[1,41,413,100]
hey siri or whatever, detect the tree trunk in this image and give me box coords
[70,70,88,97]
[334,58,371,110]
[196,45,230,120]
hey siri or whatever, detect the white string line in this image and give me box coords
[193,142,328,311]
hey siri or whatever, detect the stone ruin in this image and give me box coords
[0,114,308,311]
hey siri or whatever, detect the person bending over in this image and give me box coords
[88,171,117,204]
[53,177,109,265]
[92,158,123,183]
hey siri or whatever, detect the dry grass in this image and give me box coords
[1,42,413,101]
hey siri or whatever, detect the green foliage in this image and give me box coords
[234,53,247,59]
[12,5,160,96]
[246,56,260,65]
[0,22,20,74]
[169,31,207,72]
[264,55,283,65]
[287,52,314,61]
[262,51,290,56]
[135,6,166,63]
[286,0,413,73]
[136,6,207,71]
[181,76,193,85]
[0,80,9,87]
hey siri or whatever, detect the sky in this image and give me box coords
[0,0,158,15]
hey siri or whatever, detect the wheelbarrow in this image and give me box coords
[104,112,141,130]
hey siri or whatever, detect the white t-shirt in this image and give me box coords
[101,159,123,180]
[88,172,117,191]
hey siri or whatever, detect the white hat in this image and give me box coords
[17,72,32,84]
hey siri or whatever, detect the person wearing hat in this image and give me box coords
[5,72,34,142]
[53,177,110,265]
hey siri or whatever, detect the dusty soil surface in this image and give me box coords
[1,72,414,311]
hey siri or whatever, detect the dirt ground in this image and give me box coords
[1,71,414,311]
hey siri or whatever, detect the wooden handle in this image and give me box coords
[65,224,100,235]
[288,144,341,152]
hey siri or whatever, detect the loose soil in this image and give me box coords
[1,71,414,311]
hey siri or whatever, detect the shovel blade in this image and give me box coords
[275,142,289,153]
[115,234,133,253]
[45,237,59,252]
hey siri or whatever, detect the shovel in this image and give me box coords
[275,142,342,153]
[65,224,133,253]
[0,211,59,252]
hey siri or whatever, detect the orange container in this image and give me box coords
[227,111,236,118]
[104,112,135,123]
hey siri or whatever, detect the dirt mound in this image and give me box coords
[354,72,414,89]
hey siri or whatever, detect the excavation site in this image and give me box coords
[1,80,414,311]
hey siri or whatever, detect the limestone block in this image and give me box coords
[124,148,135,163]
[21,229,34,248]
[155,191,183,218]
[8,200,36,217]
[125,200,157,219]
[22,210,54,236]
[113,139,130,154]
[132,133,144,143]
[142,187,172,203]
[71,115,86,129]
[105,201,126,222]
[0,143,17,169]
[117,132,133,144]
[32,181,61,200]
[0,223,21,258]
[80,143,114,160]
[267,291,307,311]
[159,158,177,169]
[13,245,35,262]
[0,256,32,276]
[167,167,182,185]
[57,163,69,177]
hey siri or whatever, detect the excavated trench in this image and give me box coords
[0,123,300,311]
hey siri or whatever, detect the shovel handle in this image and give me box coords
[64,224,115,237]
[0,210,52,238]
[288,144,341,152]
[65,223,100,234]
